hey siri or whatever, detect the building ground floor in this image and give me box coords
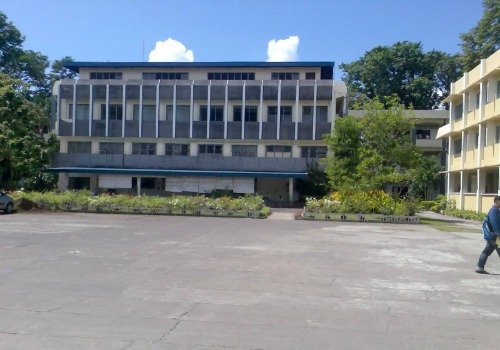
[56,170,305,203]
[446,166,500,213]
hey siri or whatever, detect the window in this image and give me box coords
[416,130,431,140]
[132,177,157,189]
[132,143,156,155]
[68,141,91,154]
[233,106,258,122]
[303,106,328,123]
[232,145,257,157]
[497,81,500,99]
[496,125,500,143]
[207,72,255,80]
[99,142,124,155]
[200,106,224,121]
[266,145,292,158]
[90,72,122,80]
[454,104,463,120]
[142,72,188,80]
[476,92,481,109]
[165,144,189,156]
[100,104,123,120]
[166,105,190,122]
[68,104,89,120]
[132,105,156,121]
[453,139,462,155]
[301,146,327,158]
[268,106,292,123]
[68,177,90,190]
[305,72,315,80]
[475,132,479,149]
[198,144,222,155]
[271,72,299,80]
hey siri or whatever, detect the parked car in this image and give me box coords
[0,192,14,213]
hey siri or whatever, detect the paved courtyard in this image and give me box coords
[1,212,500,349]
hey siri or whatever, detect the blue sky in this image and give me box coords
[2,0,483,77]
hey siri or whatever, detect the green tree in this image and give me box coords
[325,98,421,192]
[49,56,77,87]
[340,41,462,110]
[407,156,443,200]
[0,74,58,190]
[460,0,500,71]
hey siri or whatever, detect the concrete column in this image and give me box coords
[105,84,109,137]
[58,173,69,192]
[259,81,263,140]
[121,84,126,137]
[240,81,245,139]
[91,141,99,154]
[288,178,294,202]
[72,83,76,136]
[155,81,160,138]
[56,83,61,134]
[295,80,299,140]
[139,85,143,138]
[277,80,281,140]
[207,82,211,139]
[124,142,132,155]
[137,177,141,196]
[157,142,165,156]
[477,168,482,213]
[90,175,98,194]
[312,80,317,140]
[225,82,229,139]
[173,83,177,138]
[189,82,194,138]
[460,170,464,210]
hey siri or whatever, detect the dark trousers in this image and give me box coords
[477,240,500,269]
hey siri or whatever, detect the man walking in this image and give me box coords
[476,196,500,274]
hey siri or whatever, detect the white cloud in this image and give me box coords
[266,36,299,62]
[148,38,194,62]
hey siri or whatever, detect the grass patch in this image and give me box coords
[420,218,481,233]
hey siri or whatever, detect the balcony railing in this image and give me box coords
[52,153,309,173]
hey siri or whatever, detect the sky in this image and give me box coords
[1,0,484,78]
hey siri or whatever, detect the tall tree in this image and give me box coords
[460,0,500,71]
[340,42,462,110]
[325,98,421,192]
[49,56,77,87]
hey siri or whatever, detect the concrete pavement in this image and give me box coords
[0,212,499,349]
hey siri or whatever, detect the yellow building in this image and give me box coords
[437,50,500,213]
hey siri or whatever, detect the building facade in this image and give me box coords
[437,50,500,213]
[50,62,347,201]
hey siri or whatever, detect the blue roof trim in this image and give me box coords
[63,61,335,73]
[47,167,308,179]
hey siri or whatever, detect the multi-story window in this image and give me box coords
[68,104,89,120]
[90,72,122,80]
[496,125,500,143]
[207,72,255,80]
[200,106,224,121]
[100,104,123,120]
[99,142,124,155]
[232,145,257,157]
[133,105,156,121]
[142,72,188,80]
[233,106,258,122]
[198,144,222,155]
[301,146,327,158]
[305,72,316,80]
[454,104,463,120]
[132,143,156,155]
[165,144,189,156]
[302,106,328,123]
[166,105,190,122]
[271,72,299,80]
[453,139,462,155]
[268,106,292,123]
[68,141,91,154]
[266,145,292,158]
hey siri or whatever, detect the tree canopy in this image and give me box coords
[340,41,462,110]
[460,0,500,71]
[325,98,422,194]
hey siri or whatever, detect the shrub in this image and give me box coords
[444,208,484,222]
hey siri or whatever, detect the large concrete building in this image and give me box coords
[49,61,347,201]
[437,50,500,213]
